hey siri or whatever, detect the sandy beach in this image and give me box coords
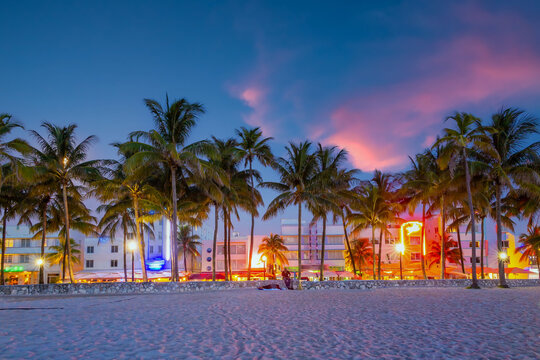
[0,287,538,359]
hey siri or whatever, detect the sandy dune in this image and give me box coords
[0,287,538,359]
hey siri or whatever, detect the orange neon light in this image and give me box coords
[400,221,425,256]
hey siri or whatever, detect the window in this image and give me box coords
[158,246,162,254]
[5,239,13,248]
[326,250,344,260]
[111,260,118,267]
[127,232,134,240]
[469,242,479,248]
[410,236,421,245]
[410,253,421,261]
[217,245,224,255]
[385,237,397,245]
[19,255,30,263]
[111,245,118,253]
[469,257,480,264]
[87,246,94,254]
[86,260,94,268]
[5,255,13,263]
[20,239,32,248]
[327,236,343,245]
[501,241,509,248]
[235,245,246,255]
[149,246,154,253]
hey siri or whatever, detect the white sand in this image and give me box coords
[0,287,538,359]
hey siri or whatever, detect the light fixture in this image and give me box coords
[498,252,508,260]
[128,241,137,252]
[36,258,44,266]
[395,243,405,255]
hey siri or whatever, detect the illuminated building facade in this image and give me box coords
[0,225,67,284]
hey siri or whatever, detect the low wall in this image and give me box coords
[0,278,538,296]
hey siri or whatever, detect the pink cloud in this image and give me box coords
[320,35,540,172]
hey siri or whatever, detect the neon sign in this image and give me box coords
[147,259,165,271]
[3,266,24,272]
[400,221,425,255]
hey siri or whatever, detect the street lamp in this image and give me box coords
[262,256,267,281]
[127,241,137,282]
[395,243,405,280]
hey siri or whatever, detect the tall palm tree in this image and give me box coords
[434,112,487,288]
[46,238,81,273]
[236,127,274,281]
[482,108,539,287]
[30,123,103,283]
[402,152,435,280]
[311,144,347,281]
[262,141,326,290]
[344,238,373,279]
[123,96,205,281]
[258,233,289,278]
[517,225,540,275]
[177,225,201,272]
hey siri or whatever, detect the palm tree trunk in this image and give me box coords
[480,217,485,279]
[463,150,479,288]
[421,203,427,280]
[183,243,188,273]
[133,197,147,282]
[123,222,128,282]
[39,205,47,284]
[171,166,179,282]
[495,182,508,287]
[0,213,6,285]
[456,226,465,275]
[297,202,303,290]
[319,216,327,281]
[212,203,218,281]
[371,226,376,280]
[440,196,446,279]
[341,208,357,276]
[223,208,228,281]
[377,227,383,280]
[61,238,66,282]
[62,184,75,284]
[247,158,255,281]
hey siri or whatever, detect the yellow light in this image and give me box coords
[127,241,137,251]
[395,243,405,255]
[63,157,68,166]
[36,258,44,266]
[498,252,508,260]
[400,221,424,255]
[261,256,267,262]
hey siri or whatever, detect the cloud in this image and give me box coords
[320,33,540,172]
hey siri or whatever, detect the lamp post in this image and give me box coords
[498,252,508,278]
[262,256,267,281]
[36,258,44,284]
[395,243,405,280]
[127,241,137,282]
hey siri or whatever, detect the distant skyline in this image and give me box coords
[1,1,539,237]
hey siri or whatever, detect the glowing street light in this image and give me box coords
[128,241,137,282]
[395,243,405,280]
[63,157,68,167]
[35,258,44,266]
[498,252,508,261]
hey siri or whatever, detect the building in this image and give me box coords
[0,225,72,284]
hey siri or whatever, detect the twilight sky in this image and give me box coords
[1,0,540,238]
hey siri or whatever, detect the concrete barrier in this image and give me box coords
[0,278,538,296]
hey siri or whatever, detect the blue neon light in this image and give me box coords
[147,258,165,271]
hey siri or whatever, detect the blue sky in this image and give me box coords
[1,1,539,238]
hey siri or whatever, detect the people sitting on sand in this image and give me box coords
[281,268,292,290]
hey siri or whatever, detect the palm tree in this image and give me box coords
[427,234,462,274]
[262,141,326,290]
[349,182,386,279]
[517,225,540,275]
[96,201,135,282]
[311,144,347,281]
[177,225,201,272]
[403,152,435,280]
[434,112,487,288]
[47,238,81,273]
[482,108,539,287]
[123,96,205,281]
[344,238,373,279]
[236,127,274,281]
[30,123,103,283]
[258,233,289,278]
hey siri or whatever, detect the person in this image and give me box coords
[281,268,292,290]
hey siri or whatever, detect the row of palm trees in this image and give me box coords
[0,100,538,288]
